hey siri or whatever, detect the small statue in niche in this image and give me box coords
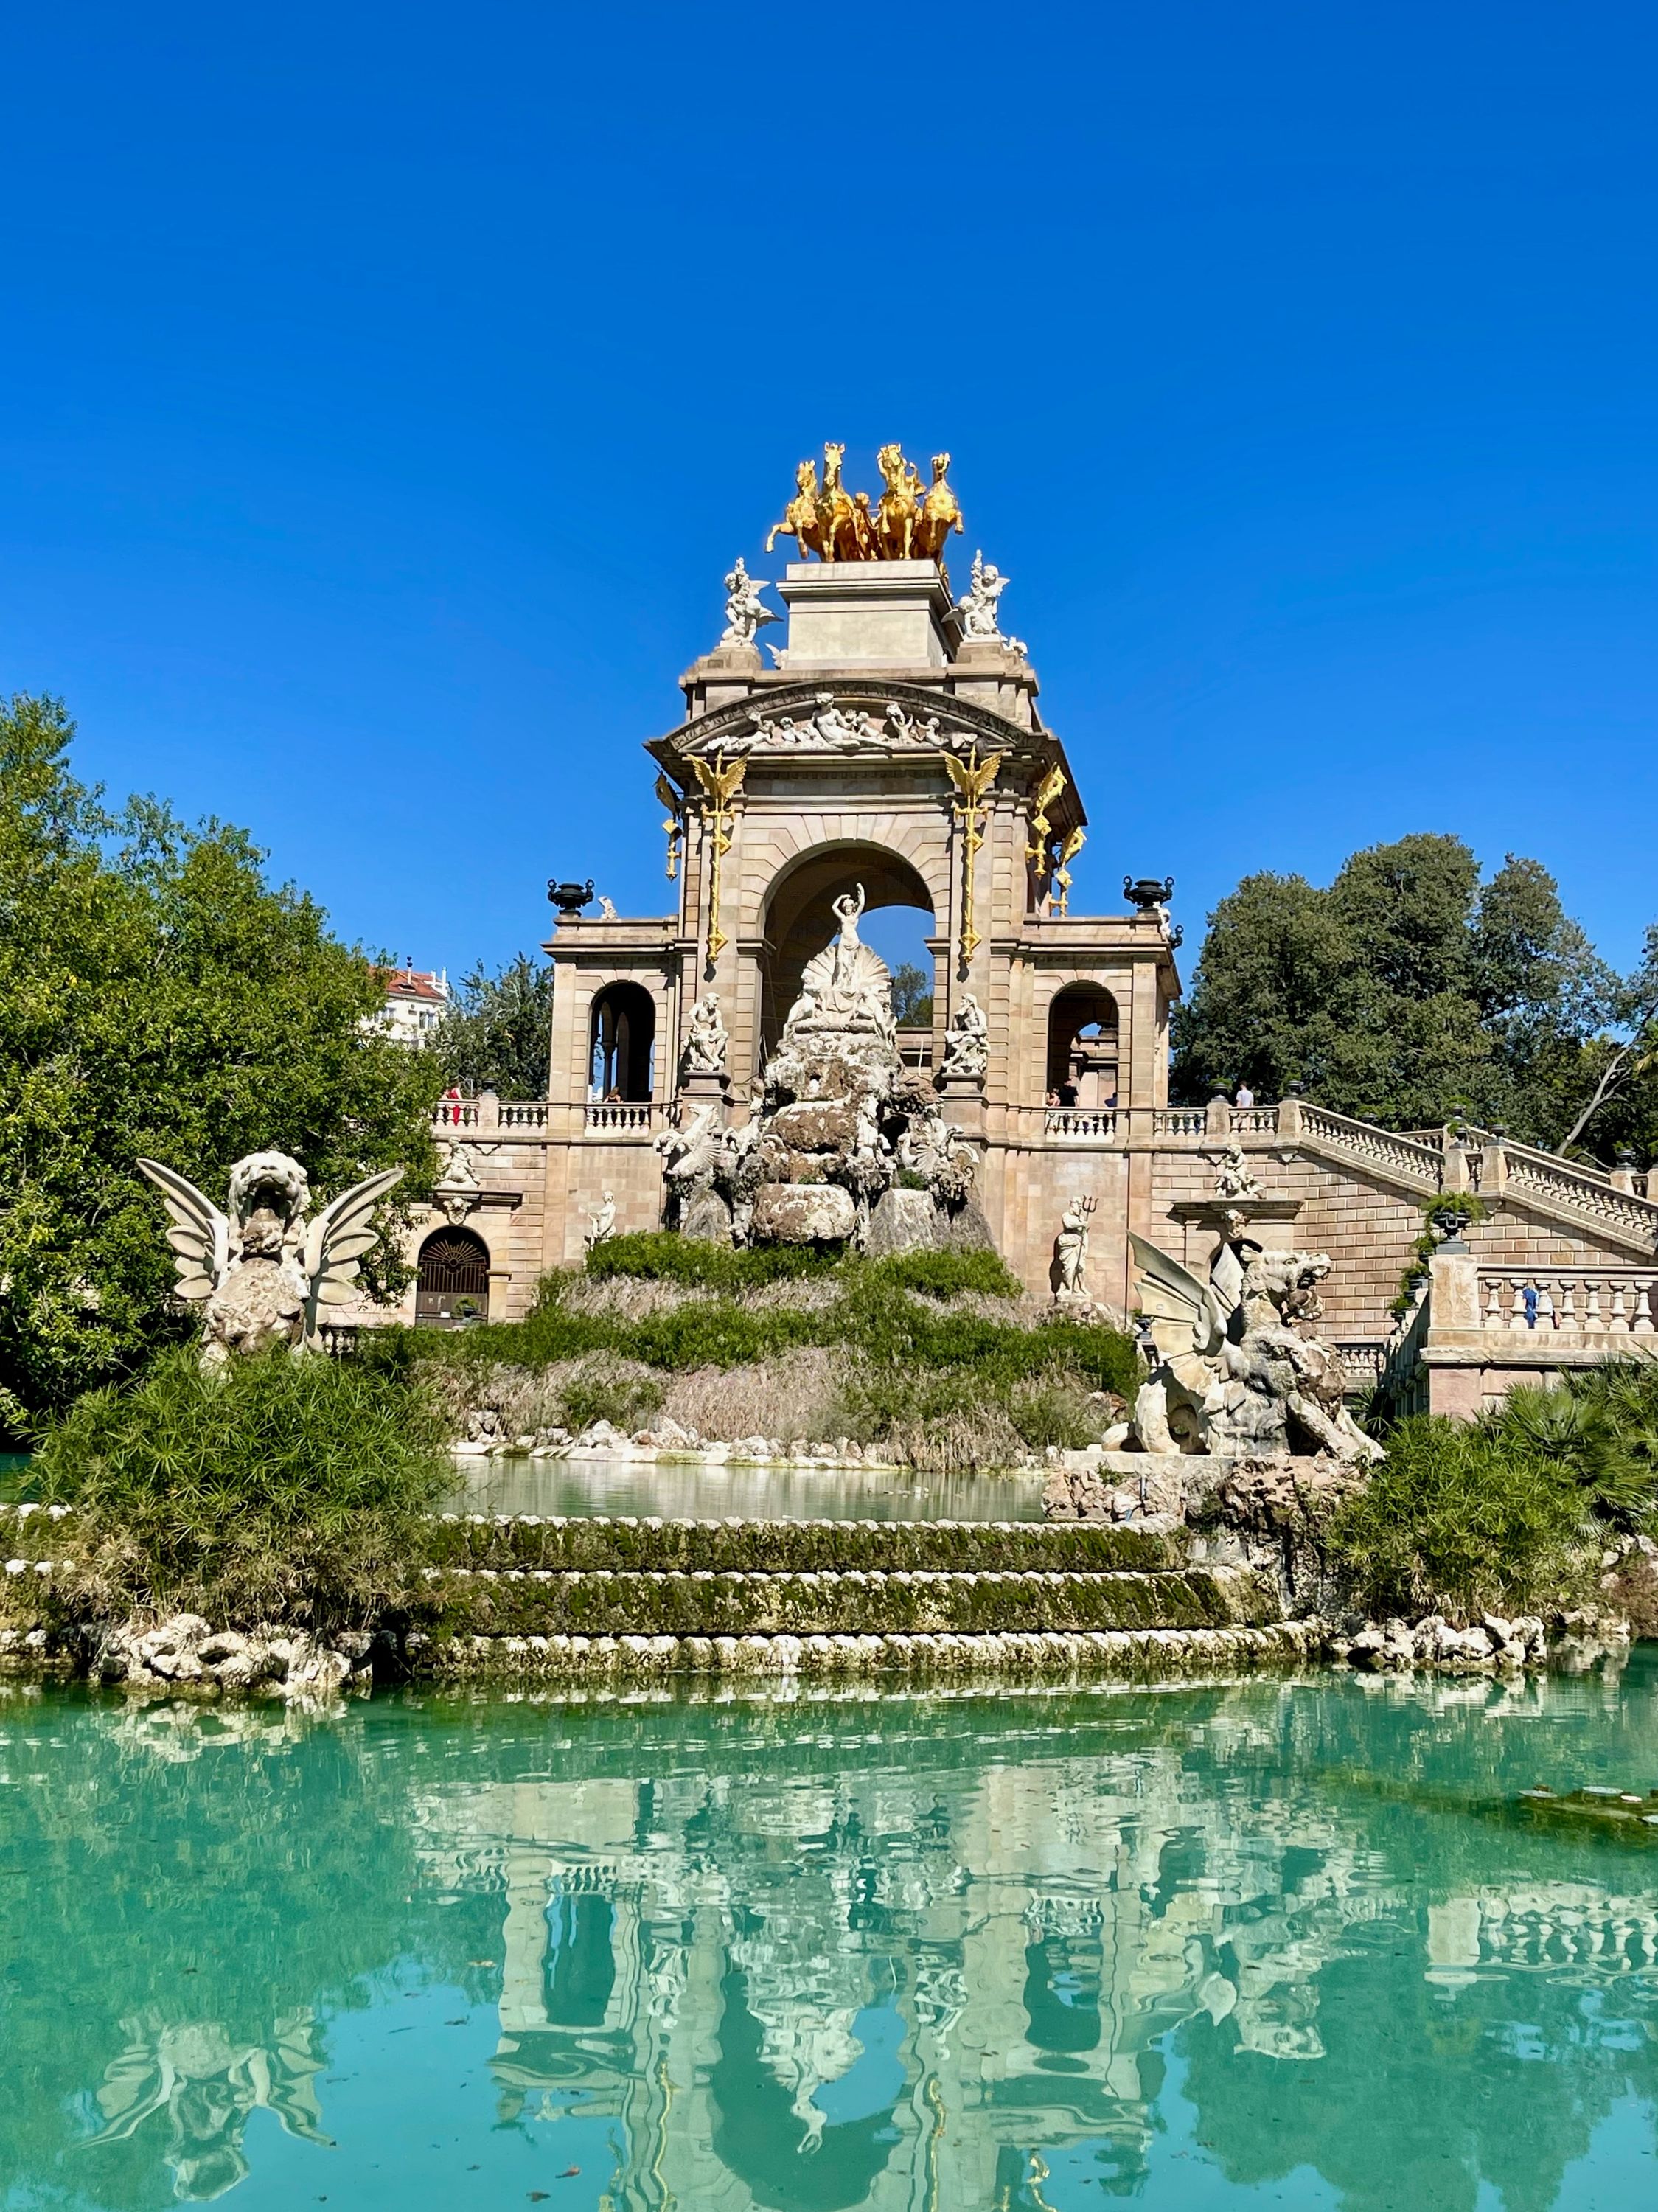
[717,557,779,650]
[937,994,989,1084]
[683,991,729,1078]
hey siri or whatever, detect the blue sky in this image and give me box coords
[4,4,1657,984]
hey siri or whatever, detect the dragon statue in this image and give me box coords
[1129,1230,1383,1464]
[138,1151,403,1366]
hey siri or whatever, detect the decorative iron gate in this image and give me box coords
[416,1227,490,1322]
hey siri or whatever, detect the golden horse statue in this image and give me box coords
[765,443,964,562]
[913,453,964,560]
[764,457,826,560]
[875,442,920,558]
[816,442,862,562]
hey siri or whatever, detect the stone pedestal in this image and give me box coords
[776,560,955,669]
[679,1069,729,1116]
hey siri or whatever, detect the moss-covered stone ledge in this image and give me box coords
[414,1562,1277,1641]
[424,1513,1180,1576]
[416,1620,1327,1683]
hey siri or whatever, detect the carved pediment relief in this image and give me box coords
[661,678,1045,770]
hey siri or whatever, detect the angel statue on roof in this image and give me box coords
[138,1150,403,1367]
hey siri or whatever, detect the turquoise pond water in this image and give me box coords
[454,1451,1049,1521]
[3,1661,1657,2211]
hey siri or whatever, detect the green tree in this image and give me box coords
[890,962,934,1028]
[433,952,554,1098]
[0,695,439,1428]
[1171,834,1619,1144]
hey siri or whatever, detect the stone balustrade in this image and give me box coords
[431,1095,550,1133]
[1044,1107,1118,1140]
[1335,1341,1388,1391]
[585,1100,657,1133]
[1151,1107,1207,1138]
[1478,1266,1658,1335]
[1227,1106,1278,1135]
[1294,1102,1444,1190]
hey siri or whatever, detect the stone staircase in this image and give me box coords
[1283,1102,1658,1256]
[414,1512,1314,1682]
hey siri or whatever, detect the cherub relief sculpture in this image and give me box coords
[1129,1231,1384,1463]
[138,1151,403,1366]
[764,443,964,563]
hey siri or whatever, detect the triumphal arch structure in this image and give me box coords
[533,453,1180,1304]
[391,445,1658,1392]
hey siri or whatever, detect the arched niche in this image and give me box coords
[758,842,936,1068]
[589,981,656,1102]
[416,1225,490,1323]
[1045,981,1119,1103]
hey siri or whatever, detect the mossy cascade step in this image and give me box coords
[423,1513,1180,1576]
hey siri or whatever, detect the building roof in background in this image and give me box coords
[383,967,447,1004]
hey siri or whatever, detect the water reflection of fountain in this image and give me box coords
[84,2009,331,2201]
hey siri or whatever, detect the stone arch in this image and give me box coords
[756,839,938,1065]
[589,981,656,1101]
[1045,981,1120,1102]
[416,1225,490,1323]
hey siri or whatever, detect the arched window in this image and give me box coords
[1045,983,1119,1105]
[589,982,656,1102]
[416,1226,490,1322]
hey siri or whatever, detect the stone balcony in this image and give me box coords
[1379,1246,1658,1419]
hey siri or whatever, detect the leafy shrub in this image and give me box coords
[857,1250,1023,1301]
[1006,1377,1109,1452]
[34,1346,451,1627]
[1490,1366,1658,1529]
[1326,1413,1593,1620]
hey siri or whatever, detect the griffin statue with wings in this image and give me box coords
[138,1150,403,1366]
[1130,1230,1383,1464]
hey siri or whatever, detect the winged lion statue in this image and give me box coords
[138,1150,404,1366]
[1131,1231,1383,1464]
